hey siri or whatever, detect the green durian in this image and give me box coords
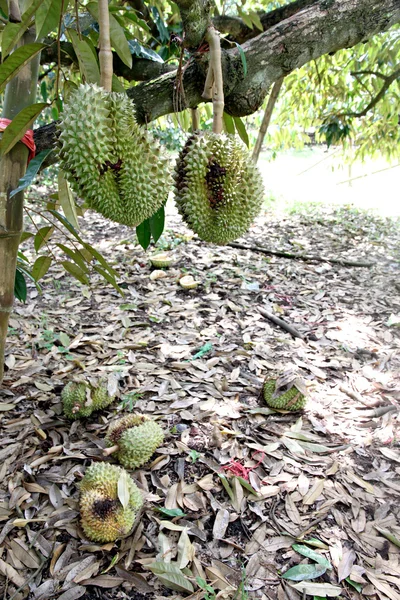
[79,463,143,542]
[174,131,264,245]
[263,379,307,411]
[62,380,115,419]
[58,83,171,227]
[105,414,164,469]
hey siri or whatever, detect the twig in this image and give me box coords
[228,241,375,268]
[339,384,380,408]
[98,0,113,91]
[259,308,305,340]
[356,405,398,418]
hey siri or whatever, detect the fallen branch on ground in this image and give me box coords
[259,308,305,339]
[229,242,375,267]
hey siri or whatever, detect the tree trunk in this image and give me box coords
[252,77,284,163]
[0,28,41,385]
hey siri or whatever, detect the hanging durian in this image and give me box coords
[173,27,264,245]
[104,414,164,469]
[79,463,143,542]
[263,371,308,411]
[62,380,115,419]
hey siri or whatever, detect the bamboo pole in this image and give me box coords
[98,0,113,92]
[0,28,41,384]
[252,77,284,163]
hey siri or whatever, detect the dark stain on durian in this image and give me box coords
[205,160,227,209]
[92,498,117,519]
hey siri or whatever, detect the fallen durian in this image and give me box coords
[58,83,170,227]
[263,372,307,412]
[79,462,143,542]
[62,380,115,419]
[174,131,264,245]
[104,414,164,469]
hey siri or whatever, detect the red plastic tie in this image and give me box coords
[0,118,36,164]
[220,451,265,481]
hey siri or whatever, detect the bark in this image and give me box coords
[0,29,41,384]
[252,77,284,163]
[33,0,400,152]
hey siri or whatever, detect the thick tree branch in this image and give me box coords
[34,0,400,153]
[175,0,212,48]
[338,66,400,118]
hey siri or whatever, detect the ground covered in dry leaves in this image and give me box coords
[1,198,400,600]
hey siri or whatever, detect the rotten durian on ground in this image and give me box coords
[174,131,264,245]
[105,414,164,469]
[58,83,171,227]
[79,463,143,542]
[62,380,115,419]
[263,371,308,411]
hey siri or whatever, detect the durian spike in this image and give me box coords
[98,0,113,91]
[203,26,224,134]
[103,444,119,456]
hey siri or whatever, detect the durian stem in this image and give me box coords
[204,27,224,135]
[98,0,113,92]
[103,444,119,456]
[191,108,200,131]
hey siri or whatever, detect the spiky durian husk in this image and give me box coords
[79,463,143,542]
[106,415,164,469]
[58,83,170,227]
[62,380,115,419]
[263,380,307,411]
[173,131,264,245]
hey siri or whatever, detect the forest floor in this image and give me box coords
[1,193,400,600]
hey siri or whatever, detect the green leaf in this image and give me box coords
[249,11,263,31]
[93,264,124,296]
[288,582,342,597]
[58,170,79,230]
[62,261,89,285]
[237,8,254,29]
[0,103,47,157]
[374,526,400,547]
[128,39,163,63]
[303,538,329,550]
[34,226,54,252]
[59,332,70,347]
[35,0,62,39]
[234,42,247,77]
[112,74,126,93]
[223,112,235,135]
[233,116,249,148]
[218,474,235,502]
[87,2,132,68]
[57,244,89,272]
[32,255,52,281]
[149,6,169,43]
[282,563,327,582]
[20,231,34,243]
[345,577,362,592]
[81,242,118,278]
[2,0,46,57]
[154,508,186,518]
[48,209,84,243]
[0,43,45,94]
[149,204,165,244]
[136,219,151,250]
[235,476,259,495]
[14,268,27,302]
[10,149,52,198]
[148,561,194,593]
[292,545,332,569]
[67,29,100,84]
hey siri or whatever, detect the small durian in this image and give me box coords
[58,83,171,227]
[174,131,264,245]
[263,372,307,412]
[105,414,164,469]
[79,463,143,542]
[62,380,115,419]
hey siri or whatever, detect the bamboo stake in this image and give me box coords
[98,0,113,92]
[203,27,224,134]
[252,77,284,163]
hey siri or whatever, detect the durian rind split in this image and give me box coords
[106,414,164,469]
[79,463,143,542]
[174,131,264,245]
[263,379,307,411]
[58,83,171,227]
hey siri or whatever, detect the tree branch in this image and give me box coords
[338,66,400,118]
[33,0,400,153]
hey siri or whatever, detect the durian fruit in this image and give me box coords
[174,131,264,245]
[149,253,174,268]
[58,83,170,227]
[179,275,199,289]
[62,380,115,419]
[105,414,164,469]
[79,463,143,542]
[263,374,307,412]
